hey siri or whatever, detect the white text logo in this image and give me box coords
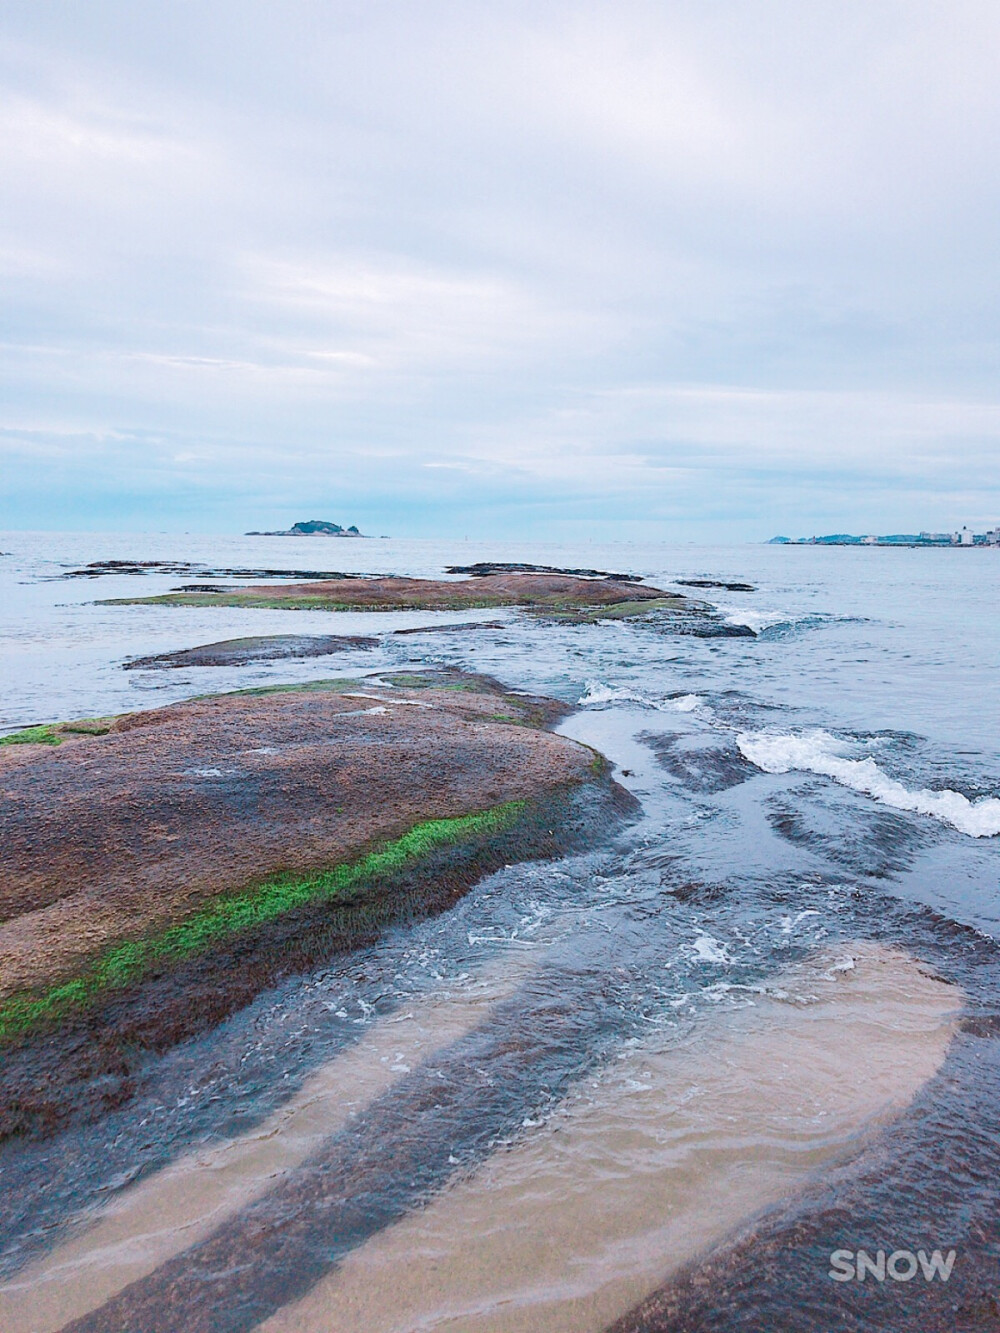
[828,1249,956,1282]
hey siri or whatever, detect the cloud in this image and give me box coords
[1,1,999,535]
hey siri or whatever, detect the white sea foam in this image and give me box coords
[580,682,703,712]
[690,934,733,964]
[737,729,1000,838]
[717,605,857,638]
[716,606,786,633]
[580,682,658,707]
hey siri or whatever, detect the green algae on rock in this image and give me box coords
[0,802,526,1042]
[0,717,116,747]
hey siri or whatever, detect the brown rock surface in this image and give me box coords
[0,674,591,1005]
[125,633,379,669]
[105,570,689,614]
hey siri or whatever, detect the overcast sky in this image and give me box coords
[2,1,999,539]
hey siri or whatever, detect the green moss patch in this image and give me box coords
[381,672,484,691]
[0,801,526,1042]
[0,724,64,747]
[0,718,114,747]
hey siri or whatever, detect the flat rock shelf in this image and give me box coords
[124,634,380,670]
[101,570,692,620]
[0,670,632,1140]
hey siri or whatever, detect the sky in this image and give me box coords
[2,1,999,540]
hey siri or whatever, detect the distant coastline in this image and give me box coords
[770,526,1000,548]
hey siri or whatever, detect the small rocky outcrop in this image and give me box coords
[245,520,366,536]
[125,633,380,669]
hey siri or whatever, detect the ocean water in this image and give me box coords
[1,533,999,1331]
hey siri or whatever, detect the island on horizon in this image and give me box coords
[245,519,369,537]
[770,525,1000,548]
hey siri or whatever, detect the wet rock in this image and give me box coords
[676,578,756,592]
[609,1025,1000,1333]
[643,608,756,637]
[125,634,380,670]
[392,620,507,636]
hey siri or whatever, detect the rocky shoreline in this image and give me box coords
[0,565,755,1141]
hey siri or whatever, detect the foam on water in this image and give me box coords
[581,682,703,712]
[738,729,1000,838]
[690,934,733,965]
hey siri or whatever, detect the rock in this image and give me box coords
[676,578,756,592]
[0,671,627,1139]
[104,571,685,616]
[641,732,759,792]
[125,634,380,669]
[393,621,507,636]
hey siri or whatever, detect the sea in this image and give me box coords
[1,532,999,1332]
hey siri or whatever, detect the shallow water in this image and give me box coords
[1,533,998,1331]
[0,957,538,1333]
[258,943,959,1333]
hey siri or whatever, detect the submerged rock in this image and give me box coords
[642,732,759,792]
[392,620,507,636]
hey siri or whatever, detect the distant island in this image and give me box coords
[246,520,369,537]
[770,526,999,548]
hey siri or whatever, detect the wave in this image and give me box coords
[580,683,703,712]
[712,605,867,639]
[737,729,1000,838]
[716,607,789,633]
